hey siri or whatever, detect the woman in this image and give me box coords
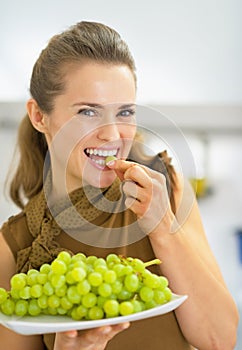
[0,21,238,350]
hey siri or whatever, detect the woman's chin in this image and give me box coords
[83,170,117,188]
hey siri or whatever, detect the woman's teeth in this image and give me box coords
[86,148,117,157]
[85,148,118,166]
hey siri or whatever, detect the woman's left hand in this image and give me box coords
[107,159,175,235]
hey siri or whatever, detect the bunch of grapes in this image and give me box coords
[0,252,172,321]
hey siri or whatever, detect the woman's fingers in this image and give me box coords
[107,159,152,188]
[106,159,137,181]
[54,323,130,350]
[107,158,172,233]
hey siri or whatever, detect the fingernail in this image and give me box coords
[121,322,130,330]
[106,160,115,167]
[102,326,112,334]
[66,330,77,338]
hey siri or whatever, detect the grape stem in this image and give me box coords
[144,258,161,267]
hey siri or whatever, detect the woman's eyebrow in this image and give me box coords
[118,103,136,110]
[71,102,136,109]
[71,102,104,109]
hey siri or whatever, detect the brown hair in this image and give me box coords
[9,21,137,208]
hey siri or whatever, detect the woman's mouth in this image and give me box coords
[84,147,118,168]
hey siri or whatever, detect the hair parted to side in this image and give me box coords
[9,21,137,208]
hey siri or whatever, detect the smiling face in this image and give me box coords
[40,61,136,192]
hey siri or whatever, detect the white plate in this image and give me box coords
[0,294,187,335]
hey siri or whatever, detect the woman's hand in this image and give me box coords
[107,159,176,235]
[54,322,130,350]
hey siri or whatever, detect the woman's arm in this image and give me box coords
[149,176,239,350]
[108,159,239,350]
[0,232,45,350]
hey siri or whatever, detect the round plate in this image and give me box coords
[0,294,187,335]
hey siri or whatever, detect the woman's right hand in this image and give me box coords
[53,322,130,350]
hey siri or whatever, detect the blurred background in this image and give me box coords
[0,0,241,347]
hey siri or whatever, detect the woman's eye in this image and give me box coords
[77,109,96,117]
[118,109,136,117]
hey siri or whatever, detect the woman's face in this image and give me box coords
[43,62,136,191]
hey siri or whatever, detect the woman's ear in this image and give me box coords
[26,99,48,133]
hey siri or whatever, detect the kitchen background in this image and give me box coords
[0,0,241,347]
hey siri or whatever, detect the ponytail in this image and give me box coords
[9,114,47,208]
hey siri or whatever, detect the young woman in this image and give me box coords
[0,21,238,350]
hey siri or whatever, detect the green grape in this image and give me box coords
[103,299,119,317]
[97,296,107,308]
[117,288,132,301]
[1,299,15,315]
[119,301,134,316]
[60,296,73,311]
[15,300,28,316]
[71,307,81,320]
[10,289,20,299]
[139,286,154,302]
[30,284,43,298]
[55,285,67,297]
[47,307,58,315]
[158,276,169,290]
[88,306,104,320]
[93,258,107,268]
[40,264,51,274]
[104,270,117,284]
[132,299,144,313]
[86,255,98,266]
[106,254,120,267]
[71,253,86,263]
[57,251,72,265]
[19,286,31,300]
[37,273,48,285]
[43,281,54,296]
[105,155,117,165]
[94,264,108,275]
[130,258,145,272]
[50,274,66,288]
[10,273,26,290]
[122,265,133,275]
[38,295,48,309]
[0,288,8,304]
[111,280,123,294]
[153,290,166,305]
[145,300,157,310]
[71,267,87,282]
[82,292,97,308]
[144,273,160,289]
[113,264,126,277]
[65,271,76,285]
[57,307,67,315]
[76,305,88,319]
[67,286,82,304]
[70,260,86,270]
[88,272,103,287]
[28,299,41,316]
[51,259,67,275]
[98,283,112,297]
[27,270,39,286]
[124,274,139,292]
[163,287,172,301]
[48,295,60,309]
[77,280,91,295]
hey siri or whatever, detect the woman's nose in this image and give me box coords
[97,122,120,142]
